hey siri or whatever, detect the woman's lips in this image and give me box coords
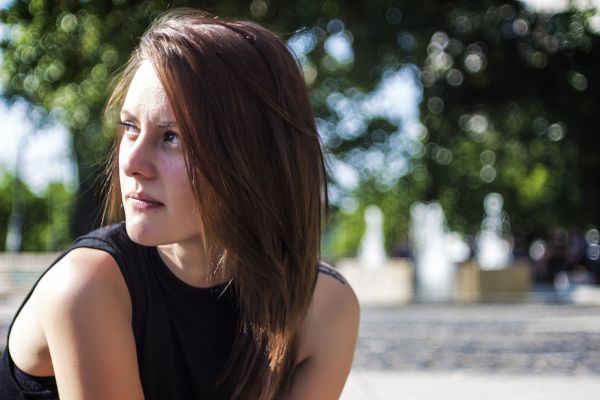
[127,194,164,210]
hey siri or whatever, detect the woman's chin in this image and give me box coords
[124,212,203,247]
[124,218,162,246]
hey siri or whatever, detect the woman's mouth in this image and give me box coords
[127,193,164,210]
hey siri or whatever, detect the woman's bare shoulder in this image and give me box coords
[300,261,359,342]
[9,248,132,379]
[309,261,359,334]
[37,247,129,310]
[316,261,350,286]
[36,247,142,398]
[296,261,359,354]
[32,247,133,336]
[289,261,359,398]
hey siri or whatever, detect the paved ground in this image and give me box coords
[353,303,600,375]
[342,303,600,399]
[2,293,600,399]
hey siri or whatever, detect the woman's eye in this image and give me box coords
[119,121,138,134]
[164,131,180,145]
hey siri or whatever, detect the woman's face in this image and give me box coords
[119,61,201,246]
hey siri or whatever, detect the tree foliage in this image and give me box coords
[1,0,598,256]
[0,171,73,251]
[415,1,600,252]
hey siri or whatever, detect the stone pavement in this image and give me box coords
[341,303,600,399]
[353,304,600,374]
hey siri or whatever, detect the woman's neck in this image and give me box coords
[156,239,228,288]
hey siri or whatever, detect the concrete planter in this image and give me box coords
[335,258,413,306]
[457,259,532,302]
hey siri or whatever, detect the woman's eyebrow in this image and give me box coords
[120,109,177,128]
[157,120,177,128]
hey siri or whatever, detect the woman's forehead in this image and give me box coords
[121,61,175,122]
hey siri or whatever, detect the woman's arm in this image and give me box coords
[37,248,144,399]
[287,269,360,399]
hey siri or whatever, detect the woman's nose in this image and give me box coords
[120,132,157,179]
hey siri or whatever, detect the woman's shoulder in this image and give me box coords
[288,263,359,397]
[37,247,131,316]
[317,261,350,286]
[312,261,359,326]
[28,223,135,326]
[296,261,359,362]
[42,246,124,285]
[31,247,141,398]
[8,247,132,378]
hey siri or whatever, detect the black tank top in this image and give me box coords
[0,223,239,399]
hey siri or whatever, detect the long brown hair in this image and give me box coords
[103,8,328,399]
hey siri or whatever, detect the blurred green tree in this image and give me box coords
[1,0,598,256]
[0,171,73,251]
[414,1,600,255]
[1,0,178,237]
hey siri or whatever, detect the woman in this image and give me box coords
[0,8,359,400]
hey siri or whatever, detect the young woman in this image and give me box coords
[0,8,359,400]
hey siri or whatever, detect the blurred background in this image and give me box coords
[1,0,600,398]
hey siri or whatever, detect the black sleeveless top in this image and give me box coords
[0,223,240,399]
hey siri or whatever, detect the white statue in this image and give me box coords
[410,201,469,301]
[358,205,387,269]
[475,193,513,270]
